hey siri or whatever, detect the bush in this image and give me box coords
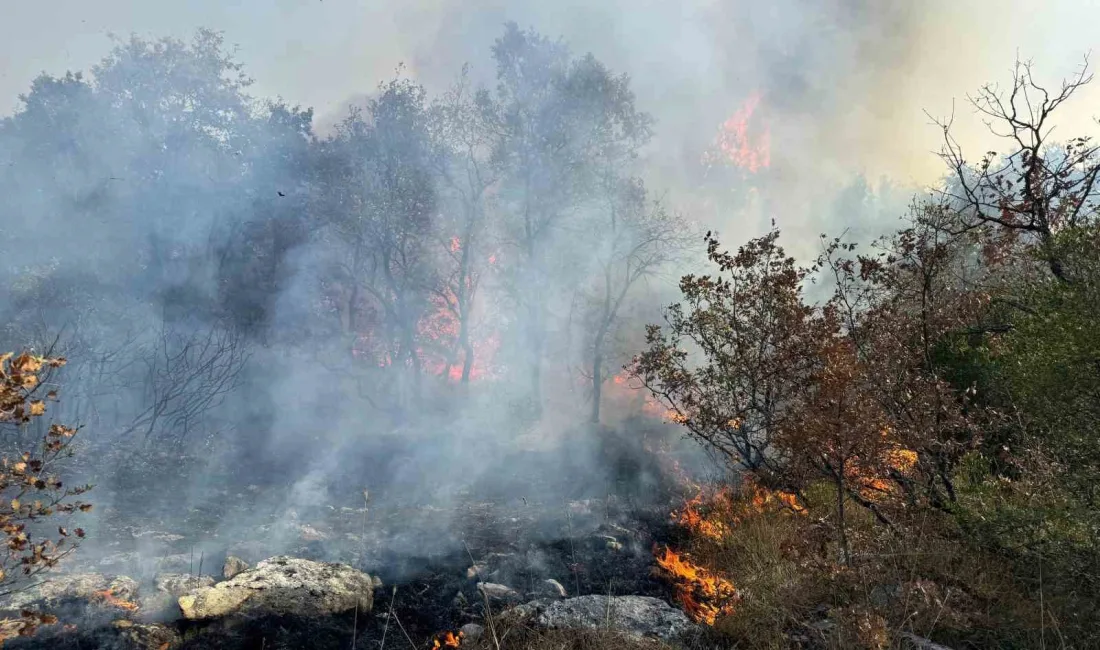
[0,351,91,642]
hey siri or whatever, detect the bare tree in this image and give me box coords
[121,321,247,444]
[584,176,691,423]
[934,56,1100,282]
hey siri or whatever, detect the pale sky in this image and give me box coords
[2,0,1098,218]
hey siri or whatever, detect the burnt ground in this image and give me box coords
[7,420,711,649]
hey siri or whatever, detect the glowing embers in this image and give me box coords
[608,372,685,422]
[703,92,771,174]
[92,587,139,612]
[431,630,464,649]
[653,545,737,626]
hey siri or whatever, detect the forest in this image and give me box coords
[0,22,1098,650]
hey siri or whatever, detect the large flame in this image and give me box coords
[704,92,771,173]
[654,545,738,625]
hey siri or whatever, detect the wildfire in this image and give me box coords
[674,490,733,542]
[704,92,771,173]
[92,588,139,612]
[431,630,464,649]
[654,545,738,625]
[847,445,920,501]
[607,371,684,422]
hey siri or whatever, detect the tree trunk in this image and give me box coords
[590,350,603,424]
[835,465,851,566]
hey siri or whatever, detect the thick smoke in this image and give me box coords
[0,1,1096,569]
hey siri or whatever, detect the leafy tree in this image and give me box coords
[631,228,819,473]
[490,23,651,411]
[315,76,440,407]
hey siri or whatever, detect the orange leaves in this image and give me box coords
[0,611,58,645]
[0,352,64,425]
[0,350,91,599]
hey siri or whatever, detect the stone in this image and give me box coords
[534,579,567,599]
[154,573,215,598]
[0,573,139,612]
[501,595,696,641]
[111,620,181,650]
[460,623,485,641]
[222,555,250,580]
[476,582,519,602]
[900,633,956,650]
[177,556,374,620]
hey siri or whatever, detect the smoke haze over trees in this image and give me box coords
[3,9,1100,647]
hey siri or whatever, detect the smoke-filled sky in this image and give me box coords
[1,0,1098,564]
[4,0,1097,192]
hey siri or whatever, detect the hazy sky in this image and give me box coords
[2,0,1098,227]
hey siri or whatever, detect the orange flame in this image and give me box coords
[705,92,771,173]
[431,630,464,649]
[92,588,139,612]
[846,445,919,501]
[654,545,738,625]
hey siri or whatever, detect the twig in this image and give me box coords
[390,610,419,650]
[351,599,359,650]
[566,508,581,596]
[380,586,397,650]
[605,578,614,629]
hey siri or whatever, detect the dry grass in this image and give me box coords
[670,481,1057,649]
[462,627,677,650]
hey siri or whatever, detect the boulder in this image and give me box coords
[111,620,182,650]
[0,573,139,612]
[476,582,519,603]
[900,633,956,650]
[460,623,485,642]
[222,556,250,580]
[154,573,215,598]
[177,556,374,620]
[502,595,695,641]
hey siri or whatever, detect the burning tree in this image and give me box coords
[633,213,988,557]
[630,227,820,474]
[427,70,503,385]
[316,75,440,408]
[490,23,652,412]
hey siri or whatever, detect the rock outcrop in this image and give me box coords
[177,556,374,620]
[0,573,139,612]
[502,595,696,641]
[222,556,250,580]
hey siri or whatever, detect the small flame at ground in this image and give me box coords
[92,588,139,612]
[654,545,738,625]
[431,630,464,649]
